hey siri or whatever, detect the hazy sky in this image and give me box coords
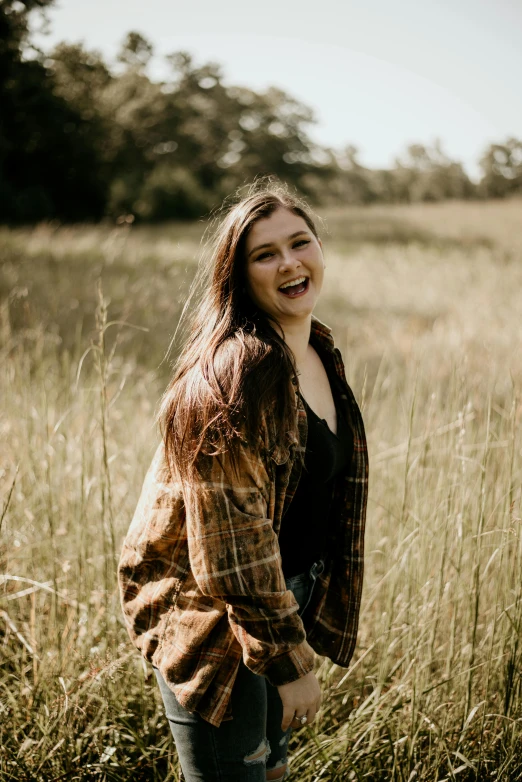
[32,0,522,181]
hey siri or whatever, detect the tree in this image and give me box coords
[0,0,107,221]
[96,49,329,219]
[391,141,475,202]
[2,8,513,222]
[327,145,376,204]
[117,31,153,70]
[50,42,112,119]
[479,138,522,198]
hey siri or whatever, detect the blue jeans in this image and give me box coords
[153,558,325,781]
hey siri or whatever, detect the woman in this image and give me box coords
[118,182,369,781]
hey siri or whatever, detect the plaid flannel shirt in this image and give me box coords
[118,316,369,727]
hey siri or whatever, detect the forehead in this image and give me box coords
[245,208,310,253]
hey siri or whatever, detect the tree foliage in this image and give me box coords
[0,0,107,220]
[479,137,522,198]
[1,2,520,223]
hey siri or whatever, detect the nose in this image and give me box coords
[278,247,301,274]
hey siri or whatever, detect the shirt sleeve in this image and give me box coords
[182,435,316,686]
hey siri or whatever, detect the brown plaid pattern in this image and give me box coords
[118,316,369,727]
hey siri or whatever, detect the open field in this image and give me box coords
[1,198,522,780]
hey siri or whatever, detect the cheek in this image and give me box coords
[246,268,270,300]
[311,256,324,281]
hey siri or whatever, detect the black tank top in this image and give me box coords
[278,373,354,578]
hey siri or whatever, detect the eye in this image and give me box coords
[293,239,310,248]
[256,251,274,261]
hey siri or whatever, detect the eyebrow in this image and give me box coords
[248,230,310,258]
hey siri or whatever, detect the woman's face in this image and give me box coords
[243,208,324,328]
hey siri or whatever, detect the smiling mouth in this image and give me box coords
[278,277,309,297]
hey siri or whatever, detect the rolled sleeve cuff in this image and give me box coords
[260,640,316,686]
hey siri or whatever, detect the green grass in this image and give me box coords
[1,199,522,780]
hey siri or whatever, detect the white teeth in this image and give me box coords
[279,276,307,290]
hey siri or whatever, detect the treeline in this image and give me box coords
[2,0,522,223]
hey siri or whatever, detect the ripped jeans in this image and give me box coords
[153,558,325,781]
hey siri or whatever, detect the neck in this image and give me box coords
[275,315,312,370]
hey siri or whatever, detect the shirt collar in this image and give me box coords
[310,315,335,353]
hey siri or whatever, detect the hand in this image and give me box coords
[277,670,322,731]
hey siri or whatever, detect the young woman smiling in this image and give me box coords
[118,182,369,781]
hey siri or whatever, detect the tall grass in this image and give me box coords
[1,199,521,780]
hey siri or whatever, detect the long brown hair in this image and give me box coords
[158,179,321,483]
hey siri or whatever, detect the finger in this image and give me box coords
[303,708,316,725]
[291,710,313,728]
[281,707,295,732]
[287,708,309,730]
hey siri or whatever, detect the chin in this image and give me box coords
[280,306,315,323]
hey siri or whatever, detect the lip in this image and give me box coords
[277,275,309,291]
[277,276,310,298]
